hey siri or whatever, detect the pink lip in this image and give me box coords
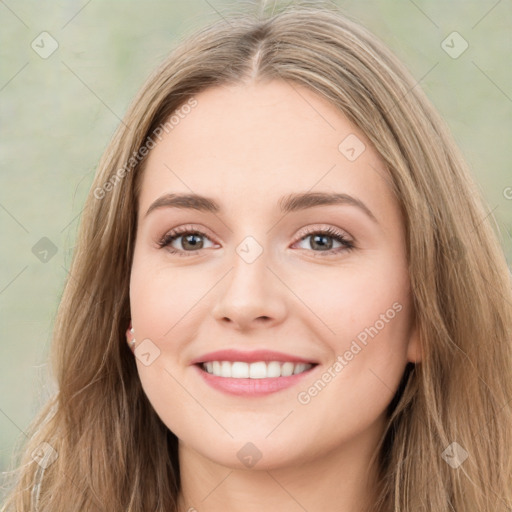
[190,349,317,365]
[192,364,316,396]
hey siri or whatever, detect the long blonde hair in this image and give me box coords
[2,2,511,510]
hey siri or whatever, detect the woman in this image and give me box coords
[2,1,511,510]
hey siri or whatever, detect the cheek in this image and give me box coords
[297,255,411,350]
[298,257,413,399]
[128,254,210,435]
[292,280,412,447]
[129,251,205,342]
[331,282,411,354]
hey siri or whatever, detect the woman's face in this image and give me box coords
[129,79,420,470]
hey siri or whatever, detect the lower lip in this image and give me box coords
[193,364,315,396]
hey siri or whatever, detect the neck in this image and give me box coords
[176,417,385,512]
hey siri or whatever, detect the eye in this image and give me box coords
[292,226,355,256]
[157,225,355,257]
[157,225,216,256]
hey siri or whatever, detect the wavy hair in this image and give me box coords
[2,1,511,510]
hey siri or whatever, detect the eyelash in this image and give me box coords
[157,224,355,258]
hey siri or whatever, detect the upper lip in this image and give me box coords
[190,349,318,365]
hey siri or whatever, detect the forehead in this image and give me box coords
[138,80,393,219]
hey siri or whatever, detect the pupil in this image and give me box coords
[184,234,203,250]
[180,234,334,251]
[312,234,332,251]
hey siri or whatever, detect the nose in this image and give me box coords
[211,248,287,331]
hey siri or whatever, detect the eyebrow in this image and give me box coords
[144,191,378,223]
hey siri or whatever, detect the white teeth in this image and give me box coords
[249,361,267,379]
[221,361,231,378]
[293,363,307,375]
[281,362,294,377]
[201,361,313,378]
[231,362,249,378]
[266,361,281,378]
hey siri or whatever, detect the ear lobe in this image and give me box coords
[126,322,134,344]
[406,321,422,363]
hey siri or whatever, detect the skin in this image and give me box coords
[127,79,421,512]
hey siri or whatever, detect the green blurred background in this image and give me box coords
[1,0,511,498]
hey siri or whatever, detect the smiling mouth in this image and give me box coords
[197,361,317,379]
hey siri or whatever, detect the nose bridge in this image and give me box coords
[225,235,271,305]
[212,233,286,327]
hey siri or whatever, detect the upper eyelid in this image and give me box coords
[160,224,353,245]
[298,225,351,238]
[164,224,219,242]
